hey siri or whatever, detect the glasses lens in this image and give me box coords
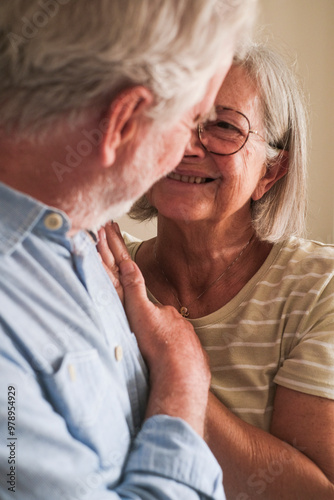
[199,108,250,155]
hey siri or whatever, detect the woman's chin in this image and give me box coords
[156,206,210,224]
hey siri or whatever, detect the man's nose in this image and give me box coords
[183,127,206,158]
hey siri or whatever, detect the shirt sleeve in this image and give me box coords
[0,331,225,500]
[274,275,334,400]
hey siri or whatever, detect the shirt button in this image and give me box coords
[68,364,76,382]
[44,213,63,231]
[115,345,123,362]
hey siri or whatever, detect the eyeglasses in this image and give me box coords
[198,107,266,156]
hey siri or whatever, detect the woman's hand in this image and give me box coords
[97,221,211,437]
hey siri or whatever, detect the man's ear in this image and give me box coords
[252,150,289,201]
[101,86,153,167]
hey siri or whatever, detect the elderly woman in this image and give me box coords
[98,44,334,499]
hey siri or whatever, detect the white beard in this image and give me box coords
[58,123,167,233]
[58,181,135,234]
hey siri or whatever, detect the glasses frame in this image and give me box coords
[197,107,266,156]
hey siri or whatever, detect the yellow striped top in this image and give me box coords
[124,234,334,431]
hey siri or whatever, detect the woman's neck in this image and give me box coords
[136,215,272,318]
[157,214,254,272]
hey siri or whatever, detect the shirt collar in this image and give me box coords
[0,182,71,255]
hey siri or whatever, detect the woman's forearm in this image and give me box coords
[206,391,334,500]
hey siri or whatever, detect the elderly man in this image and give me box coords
[0,1,256,498]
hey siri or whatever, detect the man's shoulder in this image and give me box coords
[0,182,71,256]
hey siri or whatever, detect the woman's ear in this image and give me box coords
[100,86,153,167]
[252,150,289,201]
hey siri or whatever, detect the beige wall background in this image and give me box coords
[117,0,334,244]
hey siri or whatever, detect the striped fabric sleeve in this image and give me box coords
[274,275,334,400]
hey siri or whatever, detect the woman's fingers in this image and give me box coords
[97,222,157,334]
[97,227,116,270]
[102,223,156,331]
[104,222,131,268]
[97,224,124,304]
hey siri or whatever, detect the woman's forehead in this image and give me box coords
[215,65,261,118]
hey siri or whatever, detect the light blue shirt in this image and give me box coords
[0,182,225,500]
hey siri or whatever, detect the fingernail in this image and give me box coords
[99,227,106,240]
[112,222,121,235]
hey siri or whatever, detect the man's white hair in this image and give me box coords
[0,0,257,138]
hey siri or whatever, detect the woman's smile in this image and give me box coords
[167,171,217,185]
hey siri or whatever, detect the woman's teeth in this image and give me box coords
[167,172,209,184]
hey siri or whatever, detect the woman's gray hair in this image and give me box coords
[129,43,308,243]
[237,43,308,242]
[0,0,256,137]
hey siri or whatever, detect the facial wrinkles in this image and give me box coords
[149,68,268,223]
[219,96,266,174]
[190,58,233,129]
[216,65,260,119]
[249,95,266,142]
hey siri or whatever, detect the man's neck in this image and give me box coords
[0,131,99,232]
